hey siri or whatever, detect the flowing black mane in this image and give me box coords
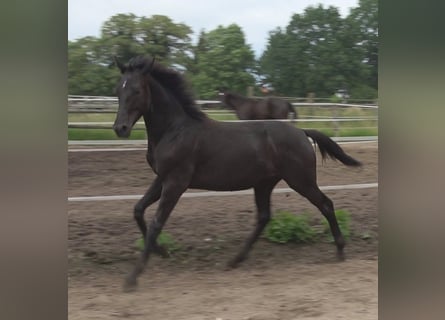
[127,56,207,121]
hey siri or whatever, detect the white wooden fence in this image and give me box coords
[67,95,378,136]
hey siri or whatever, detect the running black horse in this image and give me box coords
[219,89,297,120]
[112,55,361,290]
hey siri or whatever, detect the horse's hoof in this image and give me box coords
[123,276,138,293]
[225,263,237,271]
[226,258,241,270]
[336,251,346,261]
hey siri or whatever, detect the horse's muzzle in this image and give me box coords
[113,123,131,138]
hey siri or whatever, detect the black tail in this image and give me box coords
[303,129,362,167]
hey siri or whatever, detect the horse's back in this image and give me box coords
[265,97,290,119]
[263,121,310,149]
[210,119,311,152]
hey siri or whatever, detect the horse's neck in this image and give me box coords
[143,79,187,144]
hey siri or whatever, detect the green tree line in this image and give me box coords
[68,0,377,100]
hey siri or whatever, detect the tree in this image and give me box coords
[189,24,256,99]
[100,14,193,67]
[139,15,193,68]
[260,5,353,97]
[346,0,378,91]
[259,2,378,98]
[68,4,378,99]
[68,14,193,95]
[259,28,303,95]
[68,37,118,95]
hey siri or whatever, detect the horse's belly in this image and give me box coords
[189,160,277,191]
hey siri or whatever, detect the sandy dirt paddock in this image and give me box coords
[68,141,378,320]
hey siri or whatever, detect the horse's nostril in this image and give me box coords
[113,124,128,136]
[113,124,127,132]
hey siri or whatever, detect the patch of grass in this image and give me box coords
[265,209,353,244]
[322,209,352,241]
[207,112,238,121]
[68,113,117,122]
[360,230,376,241]
[265,211,317,244]
[68,128,146,140]
[135,238,144,250]
[338,127,378,137]
[157,232,181,253]
[298,124,377,137]
[135,231,181,254]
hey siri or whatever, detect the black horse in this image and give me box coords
[113,56,361,290]
[219,89,297,120]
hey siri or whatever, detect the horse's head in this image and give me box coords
[113,56,155,138]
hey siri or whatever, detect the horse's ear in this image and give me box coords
[142,56,155,75]
[114,56,126,74]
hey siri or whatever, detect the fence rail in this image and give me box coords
[68,95,377,104]
[68,95,378,112]
[67,95,378,136]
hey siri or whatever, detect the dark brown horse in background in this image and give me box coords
[219,89,297,120]
[112,55,361,290]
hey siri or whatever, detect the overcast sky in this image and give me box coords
[68,0,358,56]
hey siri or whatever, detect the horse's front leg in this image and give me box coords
[133,176,168,257]
[134,176,162,238]
[124,172,190,291]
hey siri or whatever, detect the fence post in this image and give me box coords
[307,92,315,116]
[332,105,339,137]
[247,86,254,97]
[307,92,315,103]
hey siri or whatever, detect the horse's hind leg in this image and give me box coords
[228,181,278,268]
[287,178,345,259]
